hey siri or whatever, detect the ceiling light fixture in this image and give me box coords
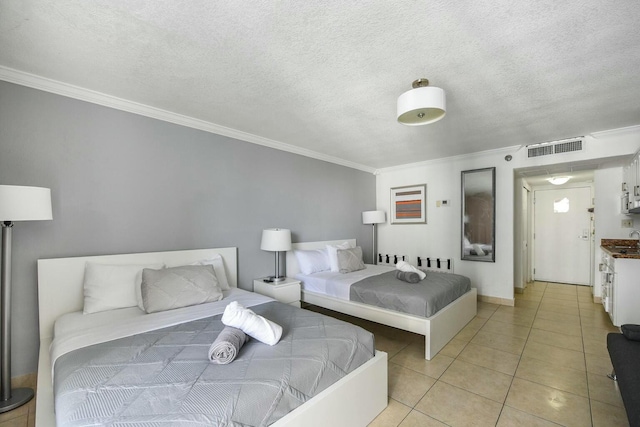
[397,78,446,125]
[547,176,571,185]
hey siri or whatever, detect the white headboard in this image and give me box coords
[286,239,357,277]
[37,247,237,341]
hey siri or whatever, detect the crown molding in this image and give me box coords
[590,125,640,139]
[0,66,377,174]
[374,145,521,174]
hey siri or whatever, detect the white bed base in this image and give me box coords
[287,239,478,360]
[36,247,387,427]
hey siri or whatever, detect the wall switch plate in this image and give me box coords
[622,219,633,228]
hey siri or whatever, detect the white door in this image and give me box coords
[533,186,591,285]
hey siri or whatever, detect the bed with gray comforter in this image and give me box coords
[54,301,375,427]
[349,270,471,317]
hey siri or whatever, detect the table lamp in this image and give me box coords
[260,228,291,282]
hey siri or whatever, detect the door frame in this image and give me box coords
[531,182,594,286]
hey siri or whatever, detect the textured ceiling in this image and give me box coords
[2,1,640,169]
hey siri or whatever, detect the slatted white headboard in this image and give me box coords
[37,247,238,341]
[286,239,357,277]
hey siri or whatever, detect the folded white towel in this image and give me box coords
[395,260,426,280]
[208,326,249,364]
[221,301,283,346]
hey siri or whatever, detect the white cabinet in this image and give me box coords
[602,253,640,326]
[253,278,301,307]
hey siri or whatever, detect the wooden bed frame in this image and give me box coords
[286,239,477,360]
[36,247,387,427]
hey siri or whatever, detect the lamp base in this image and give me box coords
[265,275,286,283]
[0,387,34,413]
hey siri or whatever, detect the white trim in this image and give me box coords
[374,145,521,174]
[590,125,640,139]
[0,66,376,174]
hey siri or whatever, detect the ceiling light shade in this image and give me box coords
[547,176,571,185]
[362,210,386,224]
[397,78,446,125]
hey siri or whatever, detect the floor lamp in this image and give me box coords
[0,185,52,412]
[260,228,291,282]
[362,211,385,264]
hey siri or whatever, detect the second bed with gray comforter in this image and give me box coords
[349,270,471,317]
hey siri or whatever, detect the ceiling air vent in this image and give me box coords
[527,138,584,158]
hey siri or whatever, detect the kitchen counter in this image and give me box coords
[601,239,640,259]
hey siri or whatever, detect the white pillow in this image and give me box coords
[294,249,330,275]
[327,241,354,272]
[189,253,231,290]
[83,262,165,314]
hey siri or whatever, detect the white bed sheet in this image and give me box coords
[50,288,272,378]
[295,264,395,300]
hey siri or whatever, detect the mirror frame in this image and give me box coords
[461,167,496,262]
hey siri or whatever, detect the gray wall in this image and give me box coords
[0,81,376,376]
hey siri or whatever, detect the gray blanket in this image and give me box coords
[350,270,471,317]
[54,301,375,427]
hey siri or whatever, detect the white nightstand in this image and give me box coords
[253,277,301,307]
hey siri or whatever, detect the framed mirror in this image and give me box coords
[462,167,495,262]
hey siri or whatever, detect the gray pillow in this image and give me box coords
[337,246,365,274]
[141,265,223,314]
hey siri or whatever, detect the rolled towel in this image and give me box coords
[221,301,283,346]
[395,260,426,280]
[208,326,249,364]
[395,270,420,283]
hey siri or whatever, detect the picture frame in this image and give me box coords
[390,184,427,224]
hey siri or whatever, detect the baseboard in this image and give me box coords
[479,294,515,307]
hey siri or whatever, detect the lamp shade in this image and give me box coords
[397,85,446,125]
[260,228,292,251]
[362,210,386,224]
[0,185,52,221]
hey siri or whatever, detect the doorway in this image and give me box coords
[533,186,592,285]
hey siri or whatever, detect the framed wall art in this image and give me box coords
[390,184,427,224]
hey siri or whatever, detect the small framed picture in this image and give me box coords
[390,184,427,224]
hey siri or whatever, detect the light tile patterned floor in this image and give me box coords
[313,282,628,426]
[1,282,627,427]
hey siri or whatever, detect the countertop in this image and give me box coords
[601,239,640,259]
